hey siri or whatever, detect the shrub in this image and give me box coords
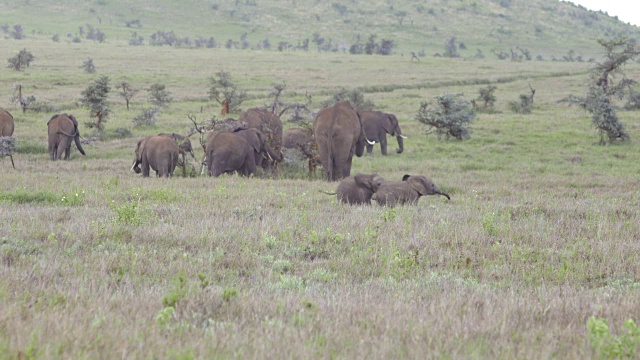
[475,85,497,111]
[322,88,374,110]
[416,93,476,140]
[7,49,34,71]
[148,84,172,108]
[132,108,159,127]
[81,58,96,73]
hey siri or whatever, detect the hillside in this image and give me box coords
[1,0,639,59]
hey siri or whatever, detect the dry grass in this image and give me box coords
[1,33,640,358]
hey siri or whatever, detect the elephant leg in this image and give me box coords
[380,138,388,156]
[49,142,56,161]
[366,144,374,155]
[246,152,256,177]
[64,145,71,160]
[142,157,151,177]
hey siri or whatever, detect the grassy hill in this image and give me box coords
[1,0,640,58]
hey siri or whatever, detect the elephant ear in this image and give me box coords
[249,129,263,153]
[402,174,411,181]
[408,176,433,196]
[354,173,377,191]
[68,114,79,128]
[47,114,59,126]
[382,115,395,134]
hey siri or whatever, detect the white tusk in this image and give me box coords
[367,140,376,145]
[131,162,137,171]
[399,135,408,139]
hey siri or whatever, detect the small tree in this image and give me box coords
[11,24,25,39]
[509,85,535,114]
[118,82,138,110]
[148,83,172,108]
[476,85,497,111]
[208,70,247,113]
[564,38,639,144]
[80,76,111,130]
[444,36,459,58]
[7,49,34,71]
[416,94,476,140]
[81,58,96,73]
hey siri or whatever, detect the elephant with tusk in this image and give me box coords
[372,174,450,207]
[360,111,407,155]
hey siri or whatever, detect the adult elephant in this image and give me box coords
[47,113,86,161]
[283,127,319,174]
[205,128,279,177]
[132,135,179,178]
[360,111,407,155]
[0,107,15,136]
[372,174,450,207]
[313,101,371,181]
[238,108,283,170]
[132,133,193,175]
[320,173,385,205]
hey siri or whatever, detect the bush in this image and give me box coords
[7,49,34,71]
[81,58,96,73]
[416,94,476,140]
[475,85,497,111]
[322,88,374,110]
[132,108,159,127]
[148,84,172,108]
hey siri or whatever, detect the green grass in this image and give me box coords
[0,12,640,358]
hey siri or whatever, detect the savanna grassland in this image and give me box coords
[2,1,640,358]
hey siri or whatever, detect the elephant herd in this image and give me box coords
[2,102,449,207]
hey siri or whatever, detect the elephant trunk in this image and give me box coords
[131,159,142,174]
[436,190,451,200]
[395,134,404,154]
[265,146,282,162]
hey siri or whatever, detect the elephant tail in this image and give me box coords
[74,134,86,156]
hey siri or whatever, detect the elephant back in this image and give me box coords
[0,107,15,137]
[239,108,283,155]
[47,114,77,137]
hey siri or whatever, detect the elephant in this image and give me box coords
[283,127,320,174]
[312,101,373,181]
[205,128,280,177]
[360,111,407,155]
[132,135,179,177]
[321,173,385,205]
[47,113,86,161]
[0,107,14,137]
[132,133,193,176]
[372,174,450,207]
[238,108,283,170]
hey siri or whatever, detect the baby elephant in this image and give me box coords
[321,173,385,205]
[372,174,450,207]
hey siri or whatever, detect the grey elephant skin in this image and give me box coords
[283,127,319,173]
[360,111,406,155]
[47,114,86,161]
[313,101,368,181]
[132,133,192,176]
[206,128,280,177]
[238,108,283,170]
[372,174,450,207]
[0,107,15,137]
[322,173,385,205]
[132,135,179,177]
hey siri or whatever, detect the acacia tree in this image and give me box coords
[565,38,639,144]
[80,76,111,130]
[7,49,34,71]
[208,70,247,113]
[416,94,476,140]
[118,82,138,110]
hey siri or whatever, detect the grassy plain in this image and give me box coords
[1,32,640,358]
